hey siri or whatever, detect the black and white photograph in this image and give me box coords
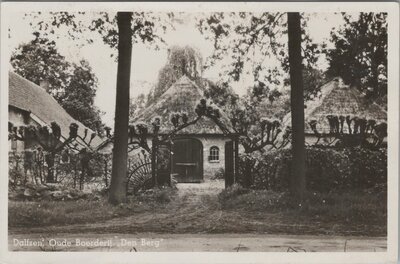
[0,2,398,264]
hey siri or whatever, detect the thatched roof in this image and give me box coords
[282,77,387,134]
[134,75,232,134]
[9,72,104,148]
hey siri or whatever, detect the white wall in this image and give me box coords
[192,135,230,180]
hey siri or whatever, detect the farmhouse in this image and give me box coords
[281,77,387,145]
[8,71,103,152]
[133,75,235,183]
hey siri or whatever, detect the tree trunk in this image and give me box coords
[287,13,306,202]
[45,153,56,183]
[109,12,133,205]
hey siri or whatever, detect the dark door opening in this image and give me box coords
[172,138,203,183]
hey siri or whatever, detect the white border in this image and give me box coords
[0,2,398,264]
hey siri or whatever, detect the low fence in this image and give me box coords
[8,149,151,194]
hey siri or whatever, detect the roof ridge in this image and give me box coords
[136,75,203,118]
[132,75,233,134]
[305,78,340,117]
[11,72,94,132]
[9,71,105,147]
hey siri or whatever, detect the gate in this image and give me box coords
[172,138,203,183]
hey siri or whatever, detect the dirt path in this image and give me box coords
[10,181,227,234]
[9,181,386,251]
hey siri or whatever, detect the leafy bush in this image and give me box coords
[237,147,387,192]
[212,168,225,180]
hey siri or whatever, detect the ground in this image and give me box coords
[8,180,386,252]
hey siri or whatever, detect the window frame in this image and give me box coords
[209,146,220,162]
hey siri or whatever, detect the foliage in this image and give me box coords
[212,168,225,180]
[8,121,81,183]
[10,36,71,95]
[8,148,155,196]
[8,151,25,186]
[204,80,239,108]
[203,81,291,154]
[10,37,105,133]
[238,147,387,192]
[197,13,321,89]
[25,12,174,51]
[148,45,204,105]
[59,60,105,133]
[324,13,387,102]
[129,93,147,122]
[23,11,176,204]
[301,67,327,101]
[198,13,315,154]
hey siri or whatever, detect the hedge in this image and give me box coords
[237,147,387,192]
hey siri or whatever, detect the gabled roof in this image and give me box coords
[282,77,387,134]
[9,72,103,148]
[134,75,232,134]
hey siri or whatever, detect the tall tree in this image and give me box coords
[287,12,306,201]
[148,45,203,104]
[197,13,313,189]
[325,13,387,102]
[10,36,70,96]
[108,12,133,204]
[59,60,104,133]
[24,11,173,204]
[10,37,104,133]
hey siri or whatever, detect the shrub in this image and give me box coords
[237,147,387,192]
[212,168,225,180]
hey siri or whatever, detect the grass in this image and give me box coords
[219,184,387,235]
[9,183,387,236]
[9,187,177,228]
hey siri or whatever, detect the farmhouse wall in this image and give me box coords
[192,135,230,180]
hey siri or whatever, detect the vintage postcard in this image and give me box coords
[0,1,398,264]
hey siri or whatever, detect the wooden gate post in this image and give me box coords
[225,136,239,188]
[225,140,234,188]
[233,136,239,185]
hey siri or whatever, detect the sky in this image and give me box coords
[8,12,345,127]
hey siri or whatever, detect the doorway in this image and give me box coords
[172,138,203,183]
